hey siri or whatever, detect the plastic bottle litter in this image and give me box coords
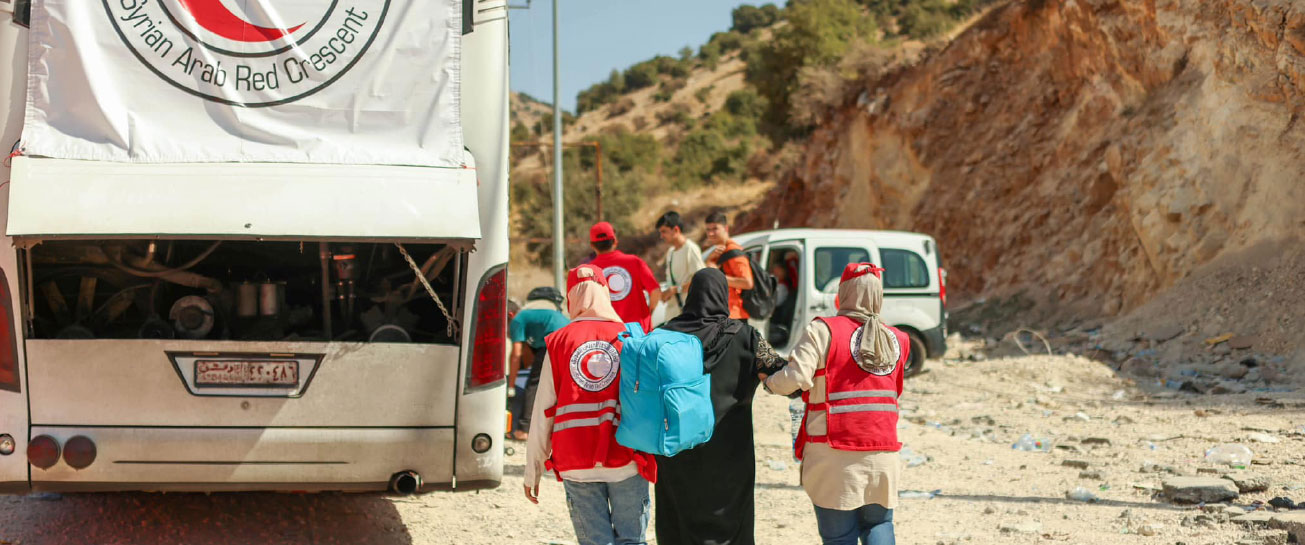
[900,446,928,468]
[899,489,941,500]
[1012,433,1052,452]
[1204,444,1254,468]
[1067,486,1099,502]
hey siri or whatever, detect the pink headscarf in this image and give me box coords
[566,264,623,323]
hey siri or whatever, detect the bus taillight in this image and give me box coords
[0,268,19,393]
[466,265,507,391]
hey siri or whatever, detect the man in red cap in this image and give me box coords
[586,221,661,332]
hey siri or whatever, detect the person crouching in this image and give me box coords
[524,264,657,545]
[762,263,910,545]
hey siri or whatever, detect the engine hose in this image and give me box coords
[108,241,222,278]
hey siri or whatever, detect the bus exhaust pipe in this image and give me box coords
[389,471,421,495]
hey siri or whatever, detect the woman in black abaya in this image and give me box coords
[655,268,786,545]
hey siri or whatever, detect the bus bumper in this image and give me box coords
[27,427,455,493]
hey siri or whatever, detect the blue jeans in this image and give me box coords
[813,504,895,545]
[563,475,651,545]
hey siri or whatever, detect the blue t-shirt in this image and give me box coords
[509,308,568,350]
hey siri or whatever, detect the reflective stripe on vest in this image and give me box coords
[553,412,619,432]
[551,399,619,417]
[828,403,898,414]
[827,390,897,401]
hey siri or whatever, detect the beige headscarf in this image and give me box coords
[837,263,900,373]
[566,265,623,323]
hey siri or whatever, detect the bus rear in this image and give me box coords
[0,0,511,493]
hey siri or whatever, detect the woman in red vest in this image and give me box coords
[762,263,910,545]
[524,264,657,545]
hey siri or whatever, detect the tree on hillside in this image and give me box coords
[731,4,780,34]
[746,0,877,136]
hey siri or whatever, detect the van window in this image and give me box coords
[881,248,930,289]
[814,247,870,292]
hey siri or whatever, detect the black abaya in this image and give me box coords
[656,269,784,545]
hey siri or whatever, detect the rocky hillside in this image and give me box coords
[742,0,1305,353]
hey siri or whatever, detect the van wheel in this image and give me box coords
[904,333,927,378]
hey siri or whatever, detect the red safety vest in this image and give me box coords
[542,320,656,482]
[794,316,908,461]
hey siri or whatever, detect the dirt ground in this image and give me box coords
[2,348,1302,545]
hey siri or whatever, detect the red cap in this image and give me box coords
[590,222,616,243]
[567,264,609,292]
[841,262,885,283]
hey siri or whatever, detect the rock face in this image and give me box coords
[741,0,1305,323]
[1162,476,1240,503]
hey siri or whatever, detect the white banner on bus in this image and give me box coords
[22,0,464,167]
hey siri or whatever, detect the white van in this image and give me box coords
[735,229,947,375]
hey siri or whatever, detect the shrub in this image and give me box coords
[654,78,687,102]
[624,61,660,91]
[732,4,780,34]
[608,96,636,118]
[707,31,745,54]
[695,85,715,104]
[656,103,693,127]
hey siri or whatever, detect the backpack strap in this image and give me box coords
[718,249,746,263]
[622,322,645,340]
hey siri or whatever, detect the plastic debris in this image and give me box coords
[900,446,928,468]
[766,459,788,472]
[1067,486,1099,502]
[1246,432,1280,443]
[1205,444,1254,468]
[1012,434,1053,452]
[899,489,941,499]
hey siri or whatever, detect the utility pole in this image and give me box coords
[550,0,565,291]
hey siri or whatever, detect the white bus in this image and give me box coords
[0,0,510,493]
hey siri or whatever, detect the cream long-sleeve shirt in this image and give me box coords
[524,320,638,489]
[764,320,901,511]
[662,240,705,321]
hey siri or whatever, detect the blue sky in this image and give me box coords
[507,0,756,112]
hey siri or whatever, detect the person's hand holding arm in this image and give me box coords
[763,321,827,396]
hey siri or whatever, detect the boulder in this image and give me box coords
[1223,473,1271,493]
[1162,477,1239,504]
[1269,513,1305,543]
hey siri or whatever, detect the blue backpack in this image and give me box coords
[614,323,714,456]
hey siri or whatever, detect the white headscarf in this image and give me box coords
[837,264,900,373]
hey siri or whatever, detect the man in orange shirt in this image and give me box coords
[703,211,753,320]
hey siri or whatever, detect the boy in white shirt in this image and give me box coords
[656,211,705,323]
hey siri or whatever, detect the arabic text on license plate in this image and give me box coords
[195,360,299,387]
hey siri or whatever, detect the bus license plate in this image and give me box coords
[195,360,299,387]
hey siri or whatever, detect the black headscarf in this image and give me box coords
[662,268,744,371]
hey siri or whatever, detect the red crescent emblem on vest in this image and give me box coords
[176,0,306,43]
[569,341,620,392]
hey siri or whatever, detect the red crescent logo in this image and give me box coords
[176,0,305,43]
[579,352,605,381]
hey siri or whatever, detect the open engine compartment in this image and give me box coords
[20,240,466,344]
